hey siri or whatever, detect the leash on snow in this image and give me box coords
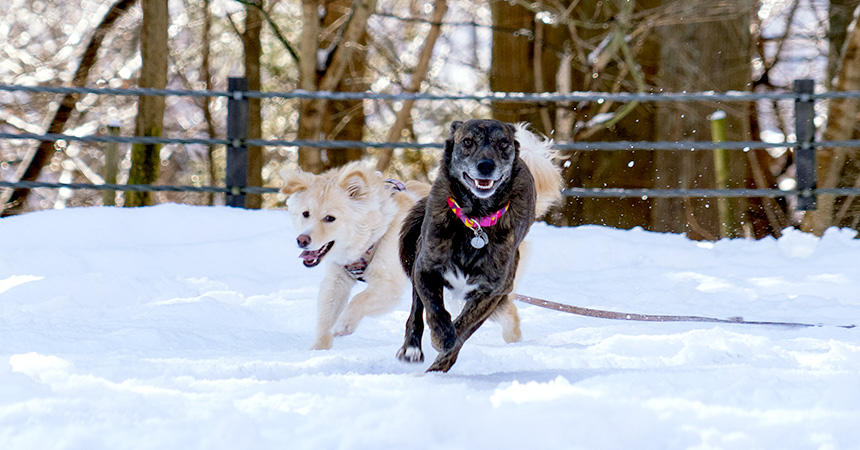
[513,294,856,329]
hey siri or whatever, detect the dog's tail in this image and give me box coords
[514,123,563,218]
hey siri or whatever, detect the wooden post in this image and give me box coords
[102,122,120,206]
[710,110,733,237]
[794,79,817,210]
[226,77,249,208]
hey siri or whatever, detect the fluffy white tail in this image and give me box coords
[514,123,563,218]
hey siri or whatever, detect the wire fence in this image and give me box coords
[6,130,860,151]
[6,83,860,102]
[3,82,860,204]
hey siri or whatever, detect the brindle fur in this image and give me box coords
[397,119,536,372]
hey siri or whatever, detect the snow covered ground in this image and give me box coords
[1,204,858,449]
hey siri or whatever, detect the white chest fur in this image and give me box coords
[442,269,477,317]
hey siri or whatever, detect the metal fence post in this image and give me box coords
[226,77,249,208]
[794,79,816,210]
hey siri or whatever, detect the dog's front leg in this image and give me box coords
[334,239,407,337]
[333,274,405,337]
[414,266,457,353]
[312,269,355,350]
[426,292,506,373]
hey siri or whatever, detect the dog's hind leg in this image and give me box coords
[490,295,521,343]
[396,288,425,363]
[312,269,355,350]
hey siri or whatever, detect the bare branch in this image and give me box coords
[375,0,447,172]
[233,0,301,64]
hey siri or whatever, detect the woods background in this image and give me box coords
[1,0,859,239]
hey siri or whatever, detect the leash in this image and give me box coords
[513,294,856,329]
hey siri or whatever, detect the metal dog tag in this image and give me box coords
[470,229,488,249]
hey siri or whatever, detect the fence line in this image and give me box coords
[5,131,860,151]
[0,180,276,195]
[4,83,860,103]
[3,79,860,208]
[6,180,860,199]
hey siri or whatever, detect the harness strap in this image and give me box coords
[344,245,375,282]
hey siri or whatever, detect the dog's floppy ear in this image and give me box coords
[280,169,313,195]
[444,121,464,163]
[504,122,521,153]
[449,120,463,136]
[338,167,370,200]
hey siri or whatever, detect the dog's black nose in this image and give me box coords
[477,159,496,176]
[297,234,311,248]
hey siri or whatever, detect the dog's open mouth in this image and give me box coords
[464,173,497,191]
[299,241,334,267]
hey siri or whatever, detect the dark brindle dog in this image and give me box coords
[396,119,538,372]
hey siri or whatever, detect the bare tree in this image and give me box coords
[801,10,860,234]
[375,0,448,173]
[241,0,264,209]
[0,0,136,216]
[297,0,376,174]
[125,0,168,207]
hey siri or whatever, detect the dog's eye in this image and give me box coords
[323,215,336,223]
[498,139,511,147]
[462,138,474,147]
[302,211,310,218]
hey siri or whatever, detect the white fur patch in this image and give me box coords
[443,269,477,316]
[402,346,423,362]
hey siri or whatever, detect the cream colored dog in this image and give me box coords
[281,162,429,349]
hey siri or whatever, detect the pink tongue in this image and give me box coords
[300,249,319,263]
[476,179,491,188]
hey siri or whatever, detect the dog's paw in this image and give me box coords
[429,322,457,352]
[502,325,521,343]
[430,330,456,352]
[426,350,458,373]
[396,345,424,363]
[332,320,358,337]
[311,334,333,350]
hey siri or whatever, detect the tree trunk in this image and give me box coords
[489,0,542,129]
[827,0,860,89]
[490,0,657,228]
[652,0,755,239]
[242,1,264,209]
[201,0,217,206]
[0,0,136,216]
[297,0,375,174]
[319,0,368,169]
[801,12,860,234]
[126,0,168,207]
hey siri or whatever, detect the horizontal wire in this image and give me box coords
[4,180,860,199]
[0,180,279,194]
[562,187,860,198]
[4,83,860,103]
[3,131,860,151]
